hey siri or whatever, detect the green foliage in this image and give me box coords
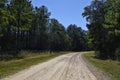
[48,19,71,51]
[83,0,120,59]
[83,0,108,59]
[30,6,50,50]
[103,0,120,58]
[0,0,89,60]
[9,0,33,30]
[67,24,88,51]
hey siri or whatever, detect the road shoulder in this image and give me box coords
[81,52,114,80]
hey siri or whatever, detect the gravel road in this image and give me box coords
[1,52,112,80]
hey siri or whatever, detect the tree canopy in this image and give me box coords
[83,0,120,59]
[0,0,89,60]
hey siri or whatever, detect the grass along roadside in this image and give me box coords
[0,51,69,78]
[83,52,120,80]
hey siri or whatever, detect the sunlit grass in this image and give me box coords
[84,52,120,80]
[0,51,69,78]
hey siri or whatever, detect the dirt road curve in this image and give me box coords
[1,52,111,80]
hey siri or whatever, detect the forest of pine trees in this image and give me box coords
[83,0,120,60]
[0,0,120,60]
[0,0,88,60]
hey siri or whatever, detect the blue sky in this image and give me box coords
[32,0,92,30]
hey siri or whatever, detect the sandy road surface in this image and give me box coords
[1,52,111,80]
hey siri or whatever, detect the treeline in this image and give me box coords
[0,0,89,59]
[83,0,120,60]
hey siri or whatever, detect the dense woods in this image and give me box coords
[0,0,120,60]
[0,0,88,60]
[83,0,120,60]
